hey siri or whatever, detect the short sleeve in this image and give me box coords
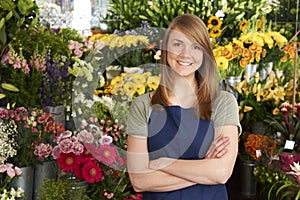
[212,91,242,135]
[126,93,152,137]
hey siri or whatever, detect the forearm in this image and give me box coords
[127,150,196,192]
[129,170,196,192]
[150,157,235,185]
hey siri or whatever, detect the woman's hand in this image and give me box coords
[205,134,230,159]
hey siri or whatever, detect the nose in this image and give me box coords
[179,46,191,58]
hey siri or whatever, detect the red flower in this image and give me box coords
[82,161,103,183]
[57,153,79,172]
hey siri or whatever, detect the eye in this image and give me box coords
[173,42,182,47]
[193,44,201,50]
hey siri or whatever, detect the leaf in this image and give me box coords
[0,18,5,30]
[5,11,13,21]
[0,0,16,11]
[1,83,20,92]
[0,93,6,99]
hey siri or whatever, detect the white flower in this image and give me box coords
[289,162,300,176]
[99,135,113,145]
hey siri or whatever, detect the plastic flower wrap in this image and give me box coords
[88,32,156,68]
[105,72,160,102]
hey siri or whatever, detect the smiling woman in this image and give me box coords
[126,14,241,200]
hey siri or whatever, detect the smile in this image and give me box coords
[177,61,192,66]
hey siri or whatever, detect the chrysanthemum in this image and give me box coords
[82,161,103,183]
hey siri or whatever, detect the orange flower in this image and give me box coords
[239,59,248,67]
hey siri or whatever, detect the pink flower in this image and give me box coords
[58,138,74,154]
[82,161,102,183]
[95,145,118,166]
[51,146,61,159]
[0,164,7,173]
[13,57,21,69]
[34,143,52,161]
[77,130,94,143]
[73,49,83,58]
[0,109,9,120]
[73,141,84,155]
[6,166,16,178]
[14,166,22,176]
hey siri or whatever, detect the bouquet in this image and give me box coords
[51,116,139,199]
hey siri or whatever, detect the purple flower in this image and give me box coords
[280,153,300,172]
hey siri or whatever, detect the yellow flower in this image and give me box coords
[243,106,253,112]
[146,76,160,90]
[136,84,146,95]
[208,16,222,29]
[123,82,137,97]
[257,16,266,30]
[110,76,124,87]
[215,56,229,71]
[131,74,146,85]
[209,28,222,38]
[239,20,249,32]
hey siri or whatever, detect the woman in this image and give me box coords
[126,14,241,199]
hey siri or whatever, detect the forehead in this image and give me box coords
[168,29,196,43]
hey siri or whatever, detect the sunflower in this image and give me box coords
[239,20,249,32]
[209,28,222,38]
[207,16,222,29]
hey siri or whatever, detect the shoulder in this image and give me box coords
[214,91,236,104]
[129,93,152,118]
[213,91,238,110]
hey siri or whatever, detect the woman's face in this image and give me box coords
[167,30,203,78]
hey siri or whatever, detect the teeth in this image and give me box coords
[178,61,191,66]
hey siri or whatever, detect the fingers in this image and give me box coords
[205,135,230,159]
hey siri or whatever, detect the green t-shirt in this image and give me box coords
[126,91,242,137]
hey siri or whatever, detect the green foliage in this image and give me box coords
[105,0,220,31]
[0,0,39,57]
[36,178,88,200]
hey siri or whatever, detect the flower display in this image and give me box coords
[0,169,24,200]
[213,20,288,79]
[0,106,65,167]
[264,102,300,152]
[104,72,160,102]
[50,116,138,199]
[88,32,157,68]
[236,70,293,128]
[241,132,277,161]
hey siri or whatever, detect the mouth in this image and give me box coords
[177,61,193,66]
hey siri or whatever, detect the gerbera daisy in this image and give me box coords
[95,144,118,166]
[57,153,79,172]
[82,161,103,183]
